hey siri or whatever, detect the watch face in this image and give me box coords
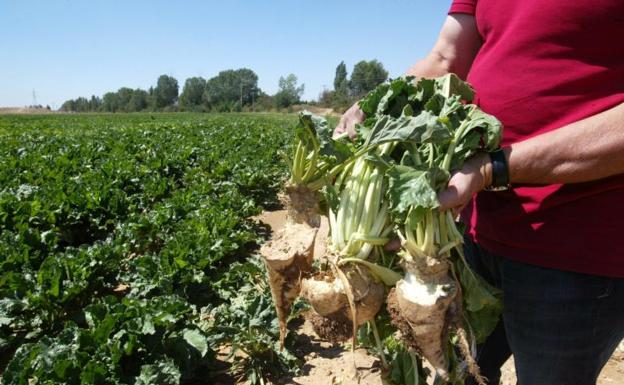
[484,185,510,192]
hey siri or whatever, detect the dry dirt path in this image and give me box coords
[253,210,624,385]
[279,320,623,385]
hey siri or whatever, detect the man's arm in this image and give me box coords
[438,102,624,212]
[334,14,481,137]
[405,14,481,80]
[508,102,624,184]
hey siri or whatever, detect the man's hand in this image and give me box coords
[438,153,492,215]
[385,153,492,252]
[334,102,365,138]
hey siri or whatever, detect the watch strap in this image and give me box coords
[487,148,510,190]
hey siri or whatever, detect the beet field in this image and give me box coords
[0,113,303,385]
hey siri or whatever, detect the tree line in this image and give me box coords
[60,60,388,113]
[319,59,388,111]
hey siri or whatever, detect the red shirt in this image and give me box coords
[449,0,624,277]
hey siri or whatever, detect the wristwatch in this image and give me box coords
[485,148,510,191]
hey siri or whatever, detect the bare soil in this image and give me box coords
[283,324,623,385]
[289,104,341,118]
[252,210,624,385]
[0,107,56,114]
[255,210,329,260]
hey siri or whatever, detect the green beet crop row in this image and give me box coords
[0,113,298,384]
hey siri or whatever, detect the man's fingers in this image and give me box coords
[347,123,357,139]
[438,185,461,211]
[452,203,468,217]
[333,121,346,138]
[334,119,358,140]
[439,186,469,215]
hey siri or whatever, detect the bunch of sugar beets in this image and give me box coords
[261,74,503,385]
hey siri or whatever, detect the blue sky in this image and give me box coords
[0,1,450,108]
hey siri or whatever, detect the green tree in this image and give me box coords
[128,89,148,112]
[203,68,259,111]
[147,87,155,110]
[349,59,388,97]
[116,87,134,112]
[75,97,90,112]
[317,89,335,107]
[180,77,207,111]
[89,95,101,111]
[60,99,76,112]
[329,61,352,110]
[334,61,348,93]
[102,92,119,112]
[154,75,179,110]
[274,74,304,108]
[254,91,274,111]
[61,97,95,112]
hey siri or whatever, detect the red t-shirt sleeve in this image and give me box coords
[448,0,476,15]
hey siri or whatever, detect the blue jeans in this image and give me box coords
[463,238,624,385]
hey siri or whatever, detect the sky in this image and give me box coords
[0,0,451,109]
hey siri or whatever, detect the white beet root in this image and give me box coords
[301,266,385,342]
[260,186,322,347]
[283,185,320,227]
[393,261,458,378]
[300,273,347,316]
[261,222,317,347]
